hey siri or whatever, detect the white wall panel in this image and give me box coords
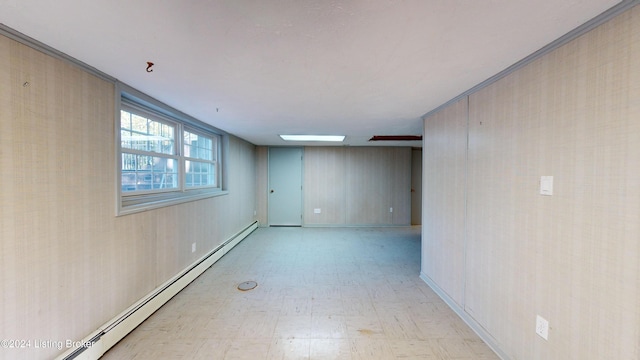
[301,147,412,226]
[0,35,257,360]
[422,6,640,360]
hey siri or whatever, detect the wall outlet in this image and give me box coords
[536,315,549,340]
[540,176,553,196]
[389,207,393,213]
[191,243,196,253]
[314,208,321,214]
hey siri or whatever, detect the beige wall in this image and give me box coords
[422,6,640,360]
[255,146,269,225]
[410,148,422,225]
[422,97,468,306]
[255,146,412,226]
[0,34,257,360]
[303,147,348,225]
[304,147,412,226]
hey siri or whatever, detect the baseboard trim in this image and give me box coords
[302,224,412,228]
[56,221,258,360]
[419,272,511,360]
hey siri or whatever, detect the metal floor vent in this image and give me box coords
[237,281,258,291]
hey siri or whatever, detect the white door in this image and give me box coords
[268,147,303,226]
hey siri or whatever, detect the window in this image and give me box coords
[184,129,218,188]
[120,107,179,192]
[117,87,225,215]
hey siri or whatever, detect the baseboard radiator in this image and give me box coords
[56,221,259,360]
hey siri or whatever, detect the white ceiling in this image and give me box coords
[1,0,621,146]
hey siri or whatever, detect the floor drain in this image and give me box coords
[237,281,258,291]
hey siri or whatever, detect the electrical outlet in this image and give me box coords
[314,208,321,214]
[540,176,553,196]
[389,207,393,213]
[191,243,196,253]
[536,315,549,340]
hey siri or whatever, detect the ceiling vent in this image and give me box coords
[369,135,422,141]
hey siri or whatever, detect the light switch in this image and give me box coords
[540,176,553,196]
[314,208,321,214]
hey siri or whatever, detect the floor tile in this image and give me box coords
[273,315,313,339]
[224,339,271,360]
[309,339,352,359]
[344,315,385,339]
[101,227,499,360]
[388,340,439,359]
[192,339,231,359]
[267,338,311,359]
[349,338,395,360]
[311,314,348,339]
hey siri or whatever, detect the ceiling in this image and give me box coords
[1,0,621,146]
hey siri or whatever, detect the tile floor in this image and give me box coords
[101,227,499,359]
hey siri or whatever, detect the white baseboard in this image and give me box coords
[419,272,510,360]
[56,221,258,360]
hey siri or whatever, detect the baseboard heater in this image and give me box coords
[56,220,259,360]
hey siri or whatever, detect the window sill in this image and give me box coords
[118,189,228,216]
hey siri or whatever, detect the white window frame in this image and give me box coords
[120,103,180,194]
[183,126,220,189]
[116,83,227,215]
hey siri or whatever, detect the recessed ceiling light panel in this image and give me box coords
[280,135,345,142]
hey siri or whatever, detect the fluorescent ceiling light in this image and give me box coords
[280,135,345,142]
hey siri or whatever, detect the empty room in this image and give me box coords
[1,1,639,359]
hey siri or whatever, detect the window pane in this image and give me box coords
[185,160,215,187]
[184,130,214,161]
[121,110,175,154]
[121,153,178,192]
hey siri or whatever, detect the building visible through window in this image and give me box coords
[117,89,224,215]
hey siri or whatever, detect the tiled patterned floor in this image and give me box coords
[101,227,499,359]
